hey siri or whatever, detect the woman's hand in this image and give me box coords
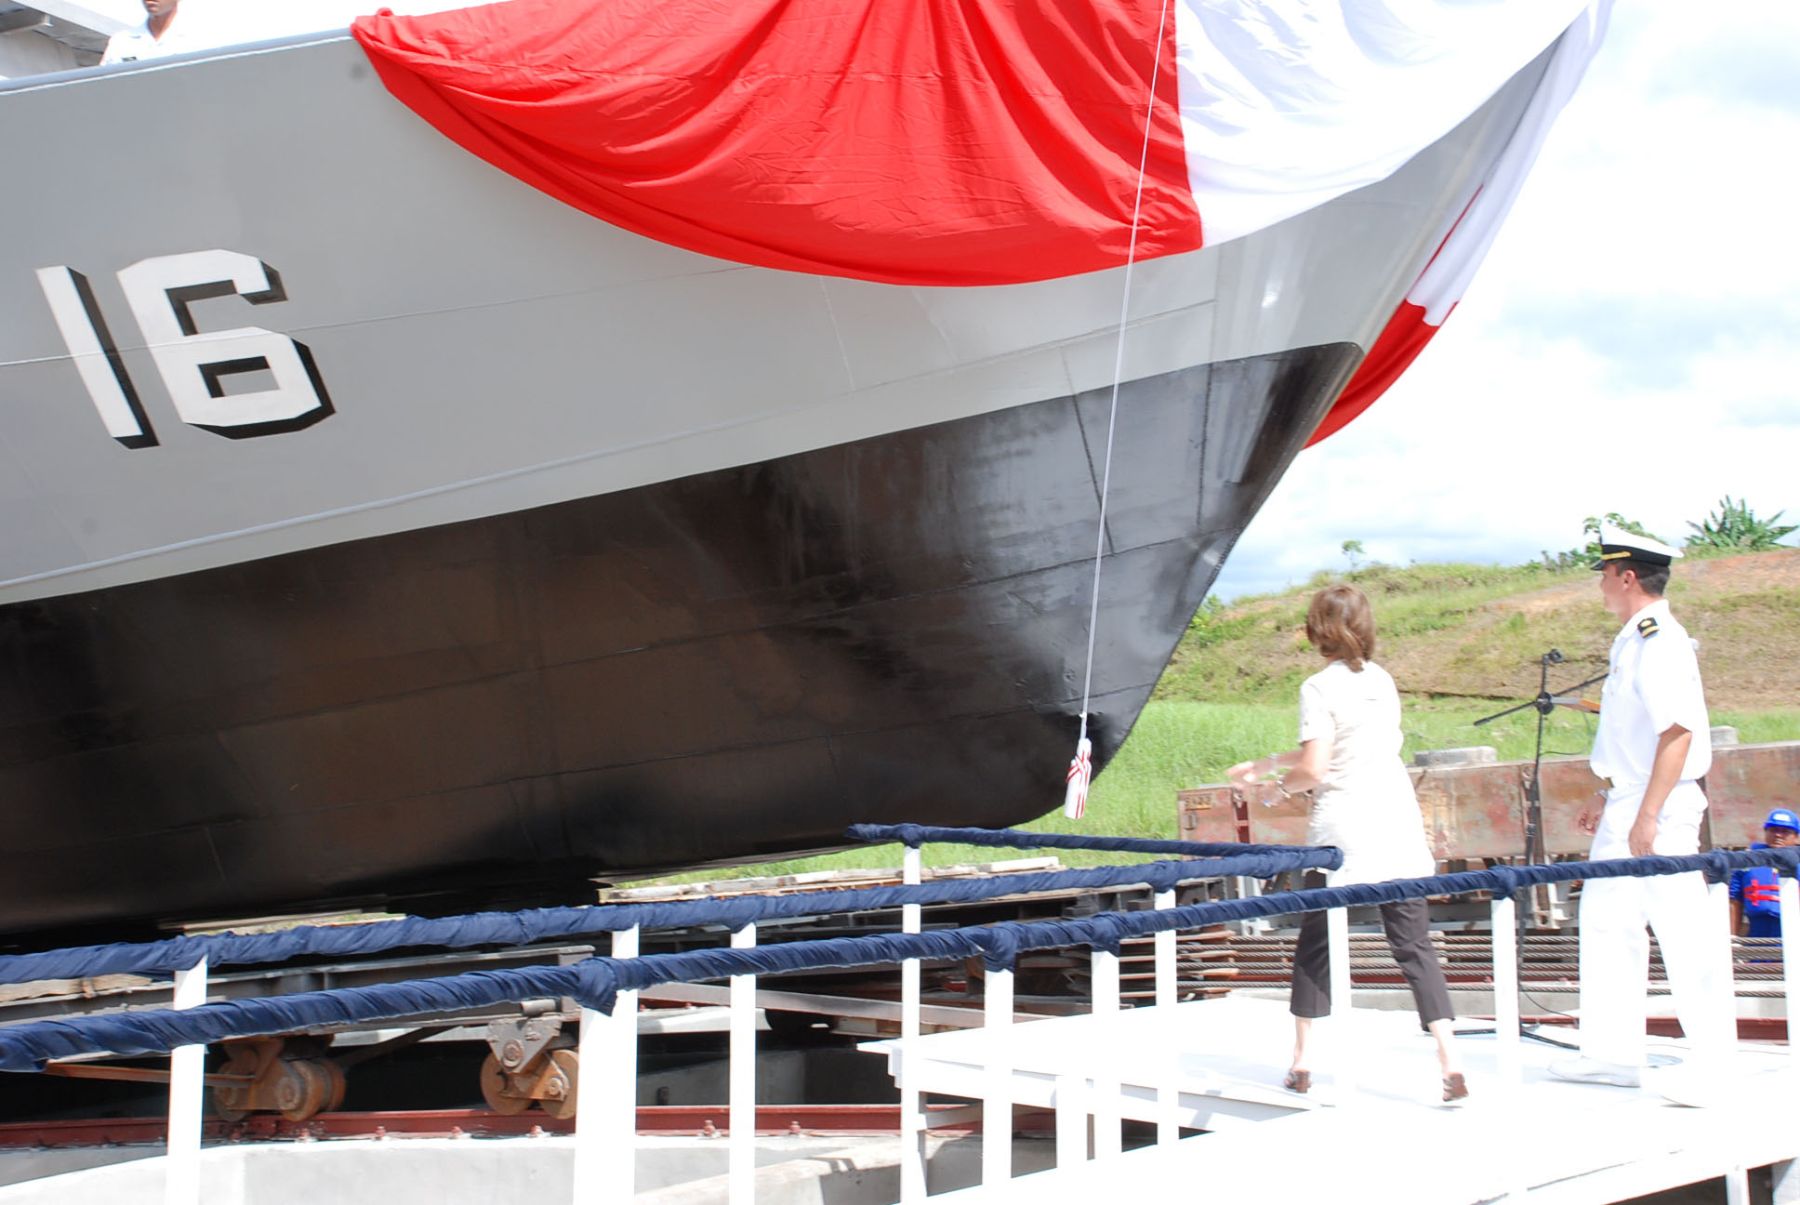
[1226,759,1261,787]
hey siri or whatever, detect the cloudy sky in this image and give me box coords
[1212,0,1800,599]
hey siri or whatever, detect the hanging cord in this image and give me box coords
[1075,0,1174,752]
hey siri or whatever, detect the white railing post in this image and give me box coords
[1053,1072,1087,1172]
[900,845,926,1204]
[730,924,757,1204]
[1708,876,1732,931]
[1772,1158,1800,1205]
[1781,876,1799,1045]
[1153,889,1178,1146]
[982,963,1014,1187]
[1709,876,1739,1056]
[574,926,638,1205]
[1490,894,1522,1090]
[1326,906,1355,1098]
[1091,948,1122,1159]
[164,957,207,1205]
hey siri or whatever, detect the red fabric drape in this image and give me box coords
[352,0,1201,286]
[1307,300,1447,447]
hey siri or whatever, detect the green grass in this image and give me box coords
[1063,695,1796,844]
[1716,707,1800,745]
[1030,695,1650,845]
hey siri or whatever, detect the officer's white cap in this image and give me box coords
[1592,521,1683,570]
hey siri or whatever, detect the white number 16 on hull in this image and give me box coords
[37,250,333,448]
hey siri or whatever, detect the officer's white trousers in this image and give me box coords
[1577,781,1735,1068]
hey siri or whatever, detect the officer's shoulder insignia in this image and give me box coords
[1636,616,1660,638]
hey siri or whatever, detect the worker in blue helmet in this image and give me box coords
[1730,807,1799,940]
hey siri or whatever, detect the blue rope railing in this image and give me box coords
[845,823,1329,859]
[0,849,1339,987]
[0,847,1790,1073]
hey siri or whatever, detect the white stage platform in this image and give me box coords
[870,996,1799,1204]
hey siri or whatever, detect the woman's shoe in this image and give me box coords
[1283,1068,1311,1094]
[1442,1072,1469,1104]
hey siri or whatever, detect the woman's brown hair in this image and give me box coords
[1306,584,1376,672]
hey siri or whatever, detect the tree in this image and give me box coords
[1578,513,1661,561]
[1686,496,1796,551]
[1583,511,1657,543]
[1341,539,1365,571]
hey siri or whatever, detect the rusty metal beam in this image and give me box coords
[0,1103,1060,1149]
[42,1062,250,1089]
[640,982,1040,1027]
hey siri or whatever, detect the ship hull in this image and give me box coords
[0,35,1544,936]
[0,344,1351,932]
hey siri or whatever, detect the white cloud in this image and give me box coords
[1214,1,1800,599]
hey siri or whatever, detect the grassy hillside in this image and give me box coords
[1157,548,1800,711]
[629,549,1800,881]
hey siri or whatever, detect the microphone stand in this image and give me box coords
[1475,650,1608,865]
[1470,649,1607,1048]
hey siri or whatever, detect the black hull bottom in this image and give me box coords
[0,343,1357,939]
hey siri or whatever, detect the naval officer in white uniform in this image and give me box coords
[101,0,232,65]
[1553,523,1735,1100]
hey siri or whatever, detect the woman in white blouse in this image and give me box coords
[1228,584,1466,1102]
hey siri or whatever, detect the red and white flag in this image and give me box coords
[1308,0,1611,443]
[1063,737,1093,821]
[354,0,1600,294]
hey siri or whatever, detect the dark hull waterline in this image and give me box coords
[0,345,1354,940]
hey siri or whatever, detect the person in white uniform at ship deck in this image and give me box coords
[100,0,206,64]
[1551,522,1736,1102]
[1229,584,1467,1104]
